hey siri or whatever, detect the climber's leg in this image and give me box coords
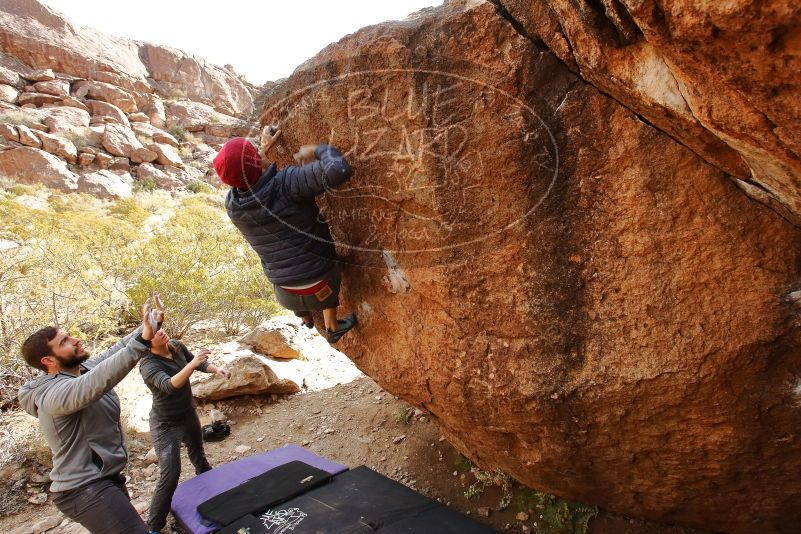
[322,308,338,331]
[325,312,357,344]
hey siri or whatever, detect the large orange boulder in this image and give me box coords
[498,0,801,224]
[258,1,801,532]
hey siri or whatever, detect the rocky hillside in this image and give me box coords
[0,0,259,197]
[257,1,801,533]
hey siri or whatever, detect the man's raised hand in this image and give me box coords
[141,298,154,341]
[215,367,230,379]
[152,291,164,324]
[293,144,318,165]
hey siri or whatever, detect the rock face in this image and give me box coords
[41,106,90,135]
[0,146,77,190]
[101,123,155,162]
[139,44,253,116]
[76,169,132,198]
[258,1,801,532]
[72,80,137,112]
[0,82,18,102]
[35,130,77,163]
[0,0,254,115]
[148,142,182,167]
[87,99,129,126]
[165,100,253,136]
[0,0,260,192]
[135,162,185,190]
[497,0,801,225]
[16,124,40,147]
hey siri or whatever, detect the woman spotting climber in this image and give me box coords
[214,125,357,343]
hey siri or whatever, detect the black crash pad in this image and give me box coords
[214,514,268,534]
[255,466,498,533]
[197,460,332,526]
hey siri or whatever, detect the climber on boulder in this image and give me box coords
[215,125,357,344]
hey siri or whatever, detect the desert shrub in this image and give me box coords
[167,125,188,143]
[123,196,278,337]
[178,145,194,159]
[47,192,101,214]
[0,416,51,516]
[134,189,175,212]
[5,183,40,197]
[0,186,278,404]
[0,111,40,128]
[187,180,214,194]
[393,405,414,425]
[108,197,150,226]
[464,468,513,506]
[0,196,140,405]
[133,176,157,193]
[135,134,154,147]
[167,87,187,100]
[453,453,473,472]
[512,488,597,534]
[462,468,596,533]
[64,130,90,149]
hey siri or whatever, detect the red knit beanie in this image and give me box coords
[213,138,262,189]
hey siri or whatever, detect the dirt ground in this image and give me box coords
[0,374,708,534]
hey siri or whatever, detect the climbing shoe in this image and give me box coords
[325,313,357,344]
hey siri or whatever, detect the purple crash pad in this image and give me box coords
[171,444,347,534]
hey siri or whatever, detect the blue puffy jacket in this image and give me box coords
[225,144,353,285]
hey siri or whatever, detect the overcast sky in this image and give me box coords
[42,0,441,84]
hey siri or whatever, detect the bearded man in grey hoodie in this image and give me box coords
[17,298,162,534]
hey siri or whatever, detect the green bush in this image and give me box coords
[187,180,214,194]
[464,468,512,507]
[5,184,40,197]
[133,176,157,193]
[512,488,597,534]
[0,188,279,404]
[461,468,597,532]
[0,195,140,405]
[122,196,279,337]
[108,197,151,226]
[453,453,473,472]
[167,125,188,143]
[48,192,101,214]
[135,134,154,147]
[393,405,413,425]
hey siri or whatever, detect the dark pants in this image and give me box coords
[52,474,147,534]
[148,411,212,532]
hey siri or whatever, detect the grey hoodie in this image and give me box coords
[18,327,149,492]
